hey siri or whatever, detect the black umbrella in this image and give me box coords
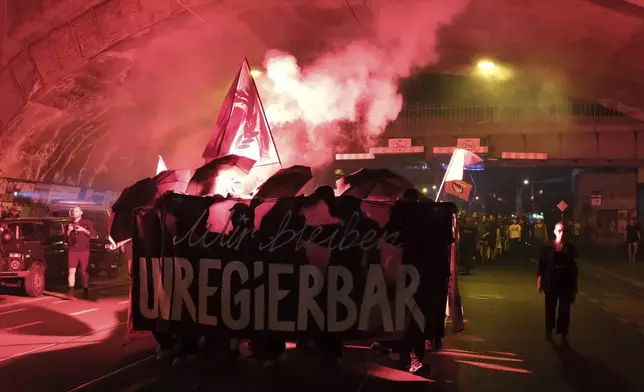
[253,165,312,199]
[337,168,415,200]
[109,177,157,243]
[186,154,256,197]
[153,169,192,197]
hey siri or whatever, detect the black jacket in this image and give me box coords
[538,241,578,294]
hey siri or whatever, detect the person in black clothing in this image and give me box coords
[537,222,578,346]
[625,218,640,262]
[66,206,96,299]
[459,217,477,275]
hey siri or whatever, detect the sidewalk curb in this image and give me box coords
[582,263,644,290]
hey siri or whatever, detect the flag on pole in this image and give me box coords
[444,148,483,182]
[156,155,167,175]
[436,148,482,202]
[202,59,280,168]
[444,179,473,201]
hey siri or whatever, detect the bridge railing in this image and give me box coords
[397,101,624,123]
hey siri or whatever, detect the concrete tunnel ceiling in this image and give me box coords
[1,0,644,190]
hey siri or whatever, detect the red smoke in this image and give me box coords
[257,0,469,168]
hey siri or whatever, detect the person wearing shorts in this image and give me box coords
[66,206,96,299]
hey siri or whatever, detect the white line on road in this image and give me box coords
[52,300,68,304]
[0,308,27,316]
[64,355,155,392]
[70,308,99,316]
[0,296,51,309]
[3,320,43,331]
[0,322,126,364]
[118,300,130,304]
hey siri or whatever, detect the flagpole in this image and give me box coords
[245,58,283,170]
[435,150,456,202]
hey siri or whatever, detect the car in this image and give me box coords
[0,216,120,296]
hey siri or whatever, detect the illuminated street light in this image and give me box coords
[250,69,263,78]
[421,187,428,194]
[477,60,496,71]
[523,179,529,185]
[432,185,437,190]
[538,189,544,195]
[475,196,479,200]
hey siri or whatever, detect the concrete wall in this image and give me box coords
[0,0,216,132]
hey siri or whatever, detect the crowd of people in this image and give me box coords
[457,212,581,274]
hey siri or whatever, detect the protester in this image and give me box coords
[625,218,640,262]
[66,206,96,300]
[459,218,477,274]
[537,222,578,346]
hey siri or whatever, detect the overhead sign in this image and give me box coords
[388,138,412,148]
[433,146,488,155]
[335,153,376,160]
[457,138,480,151]
[369,146,424,154]
[590,193,603,207]
[557,200,568,212]
[502,152,547,160]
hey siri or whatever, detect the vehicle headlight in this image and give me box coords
[9,253,22,259]
[9,259,22,271]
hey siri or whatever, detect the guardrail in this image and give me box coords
[397,101,624,123]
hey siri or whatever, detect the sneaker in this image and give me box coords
[82,289,89,300]
[67,288,75,299]
[408,357,423,373]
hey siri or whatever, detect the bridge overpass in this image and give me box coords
[385,102,644,167]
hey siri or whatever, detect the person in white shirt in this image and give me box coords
[508,219,522,256]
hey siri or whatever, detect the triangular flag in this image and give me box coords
[202,59,280,168]
[444,179,473,201]
[156,155,167,175]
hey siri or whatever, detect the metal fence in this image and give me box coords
[397,101,624,123]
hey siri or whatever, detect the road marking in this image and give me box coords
[52,300,68,304]
[0,296,50,309]
[0,308,27,316]
[3,320,43,331]
[0,322,126,364]
[64,355,155,392]
[70,308,99,316]
[118,300,130,304]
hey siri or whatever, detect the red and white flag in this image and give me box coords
[156,155,168,175]
[444,179,473,201]
[443,148,483,182]
[202,59,280,168]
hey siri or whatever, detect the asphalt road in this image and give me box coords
[0,258,643,392]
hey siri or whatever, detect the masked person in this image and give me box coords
[66,206,96,299]
[537,222,578,346]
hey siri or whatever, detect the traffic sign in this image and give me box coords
[388,138,412,148]
[457,138,480,151]
[557,200,568,212]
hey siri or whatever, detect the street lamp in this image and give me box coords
[432,185,437,190]
[250,69,263,78]
[475,196,479,200]
[421,187,428,194]
[523,179,529,185]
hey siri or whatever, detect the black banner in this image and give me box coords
[131,193,457,340]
